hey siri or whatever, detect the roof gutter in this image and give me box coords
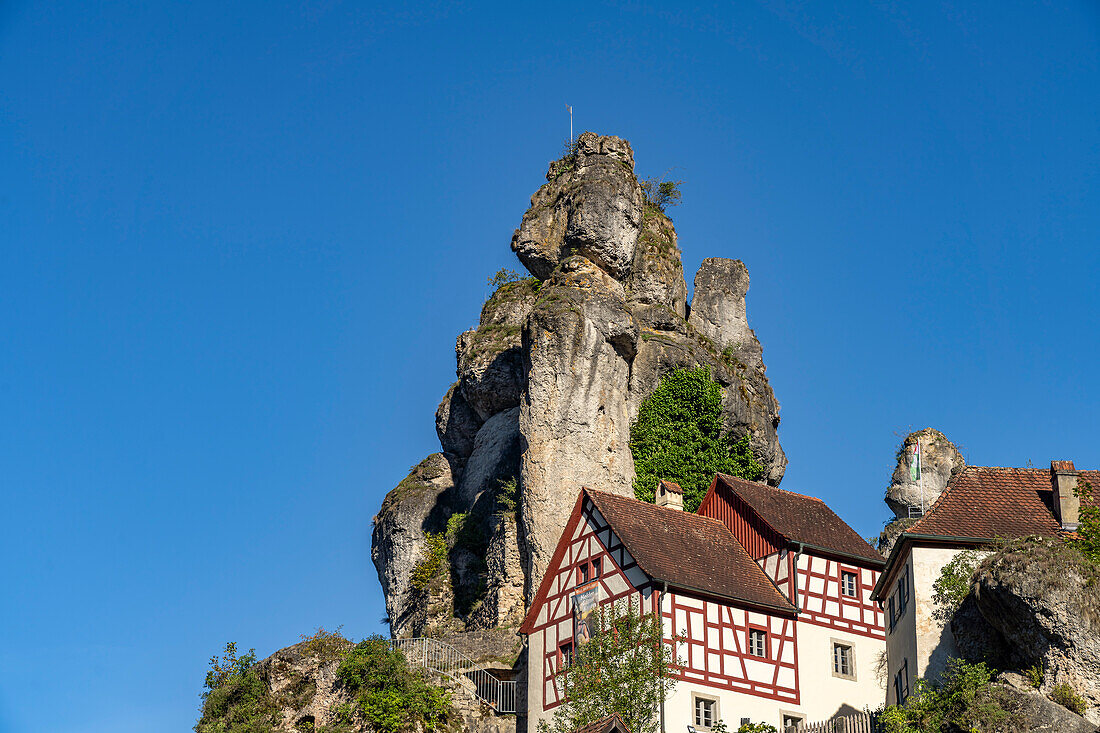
[871,532,997,599]
[661,579,798,617]
[786,539,887,569]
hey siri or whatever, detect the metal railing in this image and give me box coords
[390,637,517,714]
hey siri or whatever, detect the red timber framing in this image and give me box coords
[699,478,885,641]
[521,493,660,711]
[666,592,799,703]
[522,490,800,711]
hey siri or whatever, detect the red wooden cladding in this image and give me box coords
[699,480,784,559]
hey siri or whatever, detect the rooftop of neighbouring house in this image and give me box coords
[709,473,886,565]
[906,462,1100,540]
[569,714,631,733]
[584,488,796,613]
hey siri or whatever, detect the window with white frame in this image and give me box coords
[841,570,858,597]
[781,713,805,731]
[832,642,855,679]
[748,628,767,657]
[693,695,717,728]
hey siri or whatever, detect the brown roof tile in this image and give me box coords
[585,489,795,613]
[714,474,885,565]
[908,466,1100,539]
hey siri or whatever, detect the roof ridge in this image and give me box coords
[717,472,825,503]
[585,487,731,528]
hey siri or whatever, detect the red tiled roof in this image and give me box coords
[713,474,885,565]
[570,714,630,733]
[659,480,683,495]
[907,466,1100,539]
[585,489,795,613]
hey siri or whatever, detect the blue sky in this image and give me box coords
[2,2,1098,731]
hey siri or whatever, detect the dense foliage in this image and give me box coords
[540,603,678,733]
[1050,682,1087,716]
[332,636,454,733]
[196,643,277,733]
[879,659,1023,733]
[930,550,981,622]
[631,367,764,511]
[1073,477,1100,565]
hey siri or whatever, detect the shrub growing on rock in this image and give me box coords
[196,642,278,733]
[1050,682,1087,716]
[879,659,1023,733]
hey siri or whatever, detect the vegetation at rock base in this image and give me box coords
[878,659,1024,733]
[537,602,678,733]
[631,367,764,512]
[1049,681,1087,716]
[196,633,455,733]
[640,176,683,213]
[930,549,981,623]
[196,642,276,733]
[331,636,455,733]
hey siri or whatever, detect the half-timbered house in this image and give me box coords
[521,475,887,732]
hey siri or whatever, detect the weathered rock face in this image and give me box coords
[252,637,516,733]
[886,427,965,518]
[954,538,1100,724]
[373,132,785,653]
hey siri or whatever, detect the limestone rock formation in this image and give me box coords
[877,428,965,556]
[232,637,515,733]
[886,427,965,518]
[953,538,1100,724]
[373,132,785,652]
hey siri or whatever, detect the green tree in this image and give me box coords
[1073,478,1100,565]
[630,367,764,511]
[334,636,454,733]
[640,177,683,212]
[195,642,277,733]
[541,603,678,733]
[879,659,1022,733]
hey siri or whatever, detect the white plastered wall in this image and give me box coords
[795,621,885,719]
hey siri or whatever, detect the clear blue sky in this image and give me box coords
[2,2,1098,731]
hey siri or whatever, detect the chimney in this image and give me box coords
[655,480,683,511]
[1052,460,1079,531]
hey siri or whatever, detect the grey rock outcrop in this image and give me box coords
[886,427,965,518]
[373,132,785,654]
[954,538,1100,724]
[994,671,1098,733]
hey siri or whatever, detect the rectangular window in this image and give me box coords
[893,658,910,703]
[591,557,601,578]
[832,643,854,679]
[841,570,858,597]
[693,697,716,728]
[579,563,589,584]
[748,628,768,657]
[898,567,910,610]
[559,641,574,668]
[781,714,805,731]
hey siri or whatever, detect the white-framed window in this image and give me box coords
[894,658,910,703]
[832,641,855,680]
[693,695,718,728]
[841,570,858,597]
[780,712,806,732]
[749,627,768,657]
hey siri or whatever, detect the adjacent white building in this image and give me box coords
[872,460,1095,705]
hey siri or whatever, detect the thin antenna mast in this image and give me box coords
[567,105,573,143]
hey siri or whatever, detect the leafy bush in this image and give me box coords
[195,642,277,733]
[495,476,518,513]
[335,636,455,733]
[878,659,1023,733]
[1024,662,1043,689]
[1050,682,1087,715]
[640,177,683,212]
[540,603,677,733]
[1074,478,1100,565]
[930,550,981,622]
[631,367,764,511]
[735,724,777,733]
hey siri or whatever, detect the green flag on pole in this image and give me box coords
[909,441,921,481]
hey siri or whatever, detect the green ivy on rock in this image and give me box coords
[630,367,764,512]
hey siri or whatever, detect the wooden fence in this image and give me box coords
[788,710,878,733]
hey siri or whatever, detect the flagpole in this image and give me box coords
[567,105,573,143]
[918,436,925,515]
